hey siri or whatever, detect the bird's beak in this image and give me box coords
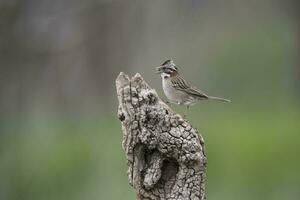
[155,66,163,74]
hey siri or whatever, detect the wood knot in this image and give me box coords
[118,112,126,121]
[143,90,158,105]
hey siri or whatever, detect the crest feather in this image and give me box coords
[162,59,171,65]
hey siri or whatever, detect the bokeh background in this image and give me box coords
[0,0,299,200]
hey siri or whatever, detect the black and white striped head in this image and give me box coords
[156,60,178,78]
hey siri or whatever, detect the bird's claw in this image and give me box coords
[163,99,170,104]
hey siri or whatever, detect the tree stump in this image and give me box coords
[116,72,207,200]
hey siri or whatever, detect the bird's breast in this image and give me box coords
[162,78,197,105]
[162,78,184,103]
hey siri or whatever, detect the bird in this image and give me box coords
[156,59,230,115]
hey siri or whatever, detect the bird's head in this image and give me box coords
[156,59,178,78]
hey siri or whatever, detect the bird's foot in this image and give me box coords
[163,99,170,104]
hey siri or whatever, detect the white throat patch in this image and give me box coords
[161,72,170,79]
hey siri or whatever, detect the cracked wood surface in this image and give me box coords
[116,72,207,200]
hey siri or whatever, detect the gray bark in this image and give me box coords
[116,72,207,200]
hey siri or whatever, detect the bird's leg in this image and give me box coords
[183,105,190,118]
[186,105,190,116]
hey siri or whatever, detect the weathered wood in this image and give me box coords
[116,72,207,200]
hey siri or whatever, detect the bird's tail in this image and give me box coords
[208,96,231,103]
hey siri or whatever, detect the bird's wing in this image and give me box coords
[171,76,209,100]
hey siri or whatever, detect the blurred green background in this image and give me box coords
[0,0,300,200]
